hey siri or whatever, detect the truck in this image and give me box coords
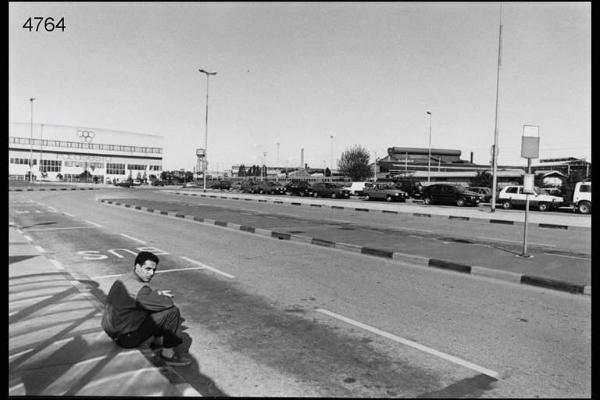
[565,181,592,214]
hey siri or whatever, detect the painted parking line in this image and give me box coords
[91,267,208,280]
[317,308,500,380]
[180,256,235,279]
[544,253,590,261]
[85,220,103,228]
[26,226,96,232]
[63,212,75,217]
[120,233,147,244]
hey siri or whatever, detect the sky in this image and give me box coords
[9,2,591,172]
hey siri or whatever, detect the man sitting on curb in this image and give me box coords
[101,251,191,366]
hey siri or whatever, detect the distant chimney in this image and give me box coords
[301,148,304,168]
[470,152,473,163]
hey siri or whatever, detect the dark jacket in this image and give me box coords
[101,271,175,338]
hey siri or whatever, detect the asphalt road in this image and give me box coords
[9,189,591,397]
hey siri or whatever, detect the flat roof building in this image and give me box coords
[9,122,164,183]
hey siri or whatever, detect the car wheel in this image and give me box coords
[456,198,465,207]
[365,194,370,201]
[313,192,318,197]
[299,192,304,197]
[423,197,431,205]
[502,200,511,209]
[537,202,548,212]
[578,201,591,214]
[386,195,392,202]
[331,193,337,199]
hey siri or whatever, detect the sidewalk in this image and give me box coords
[8,225,200,396]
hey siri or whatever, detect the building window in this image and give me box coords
[40,159,61,172]
[106,163,126,175]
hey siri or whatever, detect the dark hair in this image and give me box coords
[134,251,159,268]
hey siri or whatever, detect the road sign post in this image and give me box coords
[519,125,540,258]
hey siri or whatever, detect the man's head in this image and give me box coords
[134,251,160,282]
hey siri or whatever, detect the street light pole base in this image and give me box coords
[516,253,534,259]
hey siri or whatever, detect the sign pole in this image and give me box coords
[520,158,532,257]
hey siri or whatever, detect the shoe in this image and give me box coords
[160,352,192,367]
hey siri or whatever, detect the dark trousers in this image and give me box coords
[115,306,183,349]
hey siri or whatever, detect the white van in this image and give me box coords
[344,181,373,196]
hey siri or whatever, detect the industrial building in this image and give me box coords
[9,122,163,183]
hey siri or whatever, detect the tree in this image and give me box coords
[338,145,372,181]
[238,165,246,177]
[324,167,331,177]
[470,170,492,187]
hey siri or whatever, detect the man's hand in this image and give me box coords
[158,290,174,298]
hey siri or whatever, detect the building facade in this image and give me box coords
[9,122,163,183]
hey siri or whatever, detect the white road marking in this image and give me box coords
[47,207,57,212]
[544,253,590,260]
[63,212,75,217]
[50,259,64,270]
[23,235,33,242]
[26,226,95,232]
[34,245,45,253]
[120,233,147,244]
[180,256,235,279]
[85,220,103,228]
[9,348,33,361]
[15,210,29,214]
[316,308,500,379]
[91,267,207,280]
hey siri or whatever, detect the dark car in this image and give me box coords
[284,180,313,196]
[151,180,165,186]
[116,180,132,188]
[211,180,232,190]
[393,179,423,199]
[254,181,286,194]
[468,187,492,203]
[240,180,259,193]
[310,182,351,198]
[421,184,481,207]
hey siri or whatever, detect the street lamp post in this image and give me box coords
[426,111,432,183]
[29,98,36,182]
[490,3,503,212]
[330,135,334,170]
[198,68,217,191]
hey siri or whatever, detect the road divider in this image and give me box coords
[166,190,586,231]
[98,198,591,296]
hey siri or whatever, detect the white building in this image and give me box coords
[9,122,163,183]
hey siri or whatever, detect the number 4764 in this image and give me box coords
[22,17,66,32]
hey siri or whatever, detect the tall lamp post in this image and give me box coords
[29,98,36,182]
[198,68,217,191]
[330,135,334,170]
[490,3,503,212]
[426,111,432,183]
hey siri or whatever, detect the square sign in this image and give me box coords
[521,125,539,159]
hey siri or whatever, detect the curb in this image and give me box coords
[99,199,591,296]
[10,226,202,396]
[168,191,587,231]
[9,187,99,192]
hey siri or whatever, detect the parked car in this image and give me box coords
[254,181,286,194]
[240,180,259,193]
[343,181,372,196]
[182,181,201,188]
[151,179,165,186]
[363,183,408,202]
[284,180,313,196]
[421,184,481,207]
[392,179,423,199]
[211,180,232,190]
[468,186,493,203]
[497,185,563,211]
[115,180,132,188]
[562,181,592,214]
[310,182,351,198]
[132,179,142,186]
[230,181,243,192]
